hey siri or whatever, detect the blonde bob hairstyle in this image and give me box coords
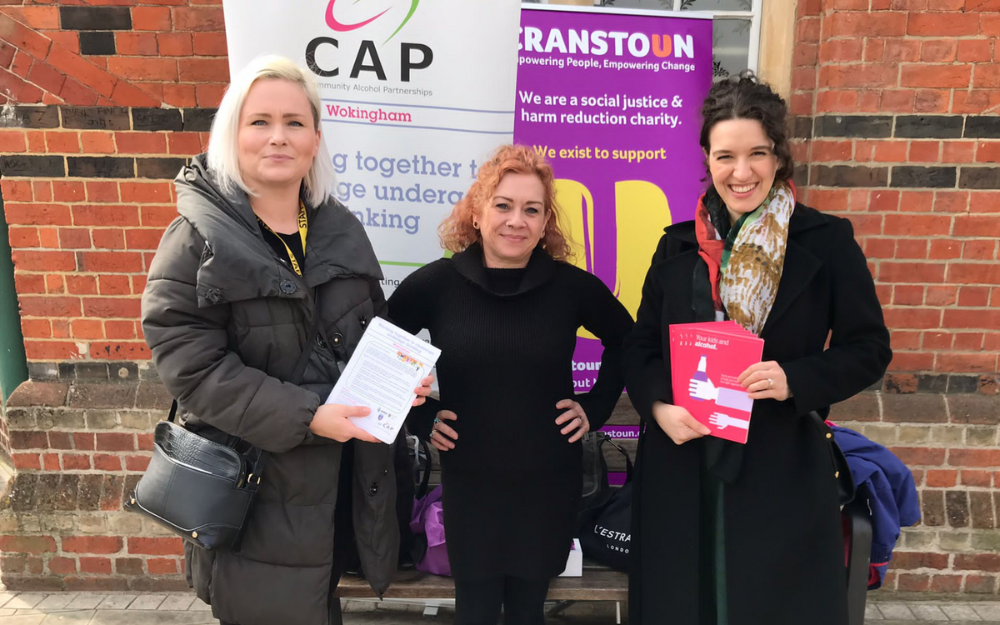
[439,145,574,261]
[206,55,336,207]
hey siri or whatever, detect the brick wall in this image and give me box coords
[792,0,1000,594]
[0,0,996,594]
[0,1,221,590]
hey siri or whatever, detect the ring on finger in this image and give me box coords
[767,378,774,389]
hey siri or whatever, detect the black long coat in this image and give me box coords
[141,155,398,625]
[623,204,891,625]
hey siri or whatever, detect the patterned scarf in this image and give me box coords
[694,180,796,335]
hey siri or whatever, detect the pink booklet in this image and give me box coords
[668,321,764,444]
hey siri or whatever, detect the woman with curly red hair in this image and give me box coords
[389,145,633,624]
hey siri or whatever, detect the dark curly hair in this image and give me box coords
[699,70,794,183]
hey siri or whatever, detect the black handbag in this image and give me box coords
[126,310,322,552]
[578,433,633,571]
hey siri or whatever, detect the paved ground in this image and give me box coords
[0,592,996,623]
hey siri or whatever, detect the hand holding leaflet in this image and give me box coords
[326,317,442,444]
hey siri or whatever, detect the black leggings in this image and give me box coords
[454,576,550,625]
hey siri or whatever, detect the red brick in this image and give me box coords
[140,205,179,227]
[85,182,120,203]
[963,240,997,261]
[955,554,1000,572]
[872,141,909,163]
[15,275,45,295]
[115,32,158,56]
[62,536,122,555]
[937,353,998,372]
[954,332,984,351]
[8,226,40,249]
[114,132,167,155]
[894,285,924,305]
[896,240,928,260]
[125,455,151,472]
[961,469,993,487]
[137,433,154,451]
[110,80,161,108]
[167,133,202,156]
[891,447,947,466]
[62,454,91,470]
[131,6,172,31]
[192,32,227,56]
[883,215,951,237]
[42,131,80,154]
[958,287,991,307]
[920,39,958,63]
[974,65,1000,89]
[965,574,998,594]
[977,141,1000,164]
[954,89,1000,114]
[908,12,980,36]
[156,33,192,57]
[0,180,32,202]
[0,14,52,59]
[72,433,95,451]
[90,229,126,251]
[106,320,136,339]
[93,454,121,471]
[927,469,958,487]
[79,557,113,575]
[41,452,59,470]
[59,77,100,107]
[18,295,82,320]
[52,181,86,202]
[929,239,961,259]
[947,264,1000,284]
[24,340,80,360]
[0,129,26,153]
[982,13,1000,35]
[107,57,177,82]
[825,12,907,37]
[886,40,923,63]
[958,39,992,63]
[819,64,898,89]
[65,275,98,296]
[12,453,41,470]
[79,132,115,155]
[195,83,226,107]
[70,319,104,340]
[901,65,972,89]
[46,46,115,99]
[909,141,940,163]
[99,275,132,296]
[172,6,224,31]
[897,573,931,592]
[51,319,70,338]
[884,308,943,331]
[944,308,1000,329]
[147,557,178,575]
[48,556,77,575]
[4,203,71,226]
[124,229,166,250]
[879,90,915,113]
[20,319,51,339]
[914,89,955,114]
[0,535,57,554]
[811,140,853,162]
[72,205,139,228]
[162,83,197,108]
[96,433,135,452]
[127,537,184,556]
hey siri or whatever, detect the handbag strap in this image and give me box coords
[600,435,634,482]
[168,289,325,467]
[416,438,433,499]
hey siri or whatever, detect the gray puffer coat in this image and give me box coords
[141,154,398,625]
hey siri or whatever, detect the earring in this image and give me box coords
[472,220,479,229]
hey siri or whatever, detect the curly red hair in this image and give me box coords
[438,144,574,261]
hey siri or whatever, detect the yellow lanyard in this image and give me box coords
[256,202,308,276]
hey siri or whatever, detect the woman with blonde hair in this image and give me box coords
[389,145,633,624]
[141,55,431,625]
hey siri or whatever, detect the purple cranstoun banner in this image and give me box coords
[514,6,712,391]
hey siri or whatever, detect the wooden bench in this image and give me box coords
[338,561,628,621]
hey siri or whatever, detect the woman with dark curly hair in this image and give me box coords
[389,145,633,625]
[623,72,891,625]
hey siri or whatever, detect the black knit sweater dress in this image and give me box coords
[388,243,633,581]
